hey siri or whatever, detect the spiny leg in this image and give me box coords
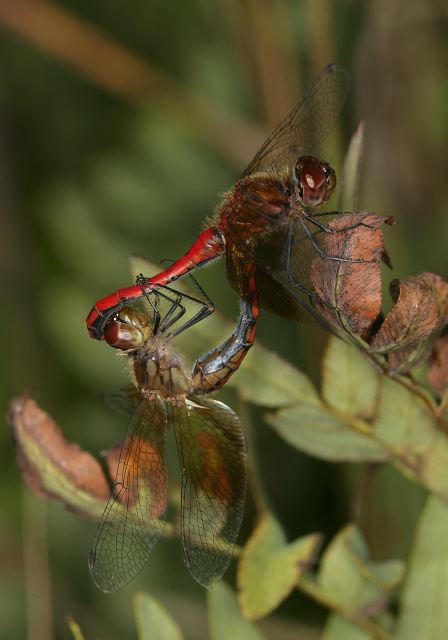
[137,274,185,334]
[299,216,377,265]
[139,281,162,335]
[304,211,377,236]
[157,261,215,337]
[158,285,214,338]
[136,274,215,338]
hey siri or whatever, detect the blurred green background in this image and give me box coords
[1,1,447,638]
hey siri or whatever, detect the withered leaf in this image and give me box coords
[310,213,393,340]
[8,396,110,517]
[428,334,448,395]
[371,273,448,375]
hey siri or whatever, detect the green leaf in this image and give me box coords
[233,348,320,407]
[322,337,379,419]
[267,402,388,462]
[396,496,448,639]
[134,592,183,640]
[297,526,402,640]
[418,431,448,497]
[339,122,365,212]
[237,511,321,620]
[208,582,264,640]
[374,378,436,452]
[373,379,448,498]
[317,525,404,613]
[323,614,372,640]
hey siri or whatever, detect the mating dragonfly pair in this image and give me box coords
[88,64,374,592]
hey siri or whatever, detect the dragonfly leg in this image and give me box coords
[299,217,376,265]
[191,294,259,394]
[304,212,377,236]
[139,280,187,335]
[87,227,225,340]
[153,263,215,337]
[142,285,162,334]
[284,226,352,325]
[137,277,215,337]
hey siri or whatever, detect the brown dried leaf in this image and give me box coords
[428,334,448,395]
[371,273,448,374]
[311,213,393,339]
[8,396,109,517]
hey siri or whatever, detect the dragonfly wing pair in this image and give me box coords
[242,63,349,176]
[89,392,246,591]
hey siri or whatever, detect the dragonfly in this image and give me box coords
[89,282,246,592]
[87,64,367,383]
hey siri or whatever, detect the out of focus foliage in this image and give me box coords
[1,1,448,639]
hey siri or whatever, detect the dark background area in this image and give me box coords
[1,1,447,638]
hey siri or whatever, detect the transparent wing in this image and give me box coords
[172,397,246,587]
[89,397,168,593]
[242,64,349,177]
[101,384,141,416]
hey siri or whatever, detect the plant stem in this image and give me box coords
[23,491,53,640]
[298,575,394,640]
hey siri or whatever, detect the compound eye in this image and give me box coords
[104,319,143,350]
[103,306,147,350]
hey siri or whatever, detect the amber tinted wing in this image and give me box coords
[89,397,168,593]
[172,397,246,587]
[242,64,349,177]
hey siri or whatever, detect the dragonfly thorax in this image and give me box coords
[103,305,192,397]
[217,174,290,241]
[131,336,191,398]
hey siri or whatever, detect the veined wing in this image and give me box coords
[242,64,349,177]
[172,397,246,587]
[89,397,168,593]
[101,384,141,416]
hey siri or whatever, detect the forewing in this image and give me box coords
[89,397,168,593]
[242,64,349,177]
[173,397,246,587]
[101,384,141,416]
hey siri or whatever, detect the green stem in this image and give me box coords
[298,575,394,640]
[23,492,53,640]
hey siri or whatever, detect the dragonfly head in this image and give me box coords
[294,155,336,207]
[103,306,149,351]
